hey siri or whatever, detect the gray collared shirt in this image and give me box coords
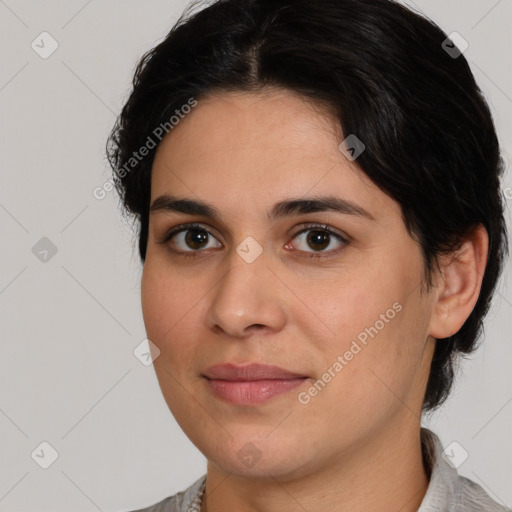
[130,428,510,511]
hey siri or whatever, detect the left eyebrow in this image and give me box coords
[149,194,375,222]
[269,196,375,221]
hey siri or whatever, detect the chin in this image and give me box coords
[200,433,315,480]
[212,454,310,480]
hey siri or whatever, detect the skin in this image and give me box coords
[141,87,488,512]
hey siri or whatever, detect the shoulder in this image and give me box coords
[419,428,510,511]
[456,475,511,512]
[127,475,206,512]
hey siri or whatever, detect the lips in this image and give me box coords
[202,363,308,405]
[203,363,306,380]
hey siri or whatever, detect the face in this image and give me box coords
[141,88,437,480]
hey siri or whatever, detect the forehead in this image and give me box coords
[155,89,341,163]
[150,89,398,222]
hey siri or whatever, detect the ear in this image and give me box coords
[428,224,489,339]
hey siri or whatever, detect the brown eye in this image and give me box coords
[290,224,348,256]
[305,230,331,251]
[160,223,222,254]
[184,229,210,250]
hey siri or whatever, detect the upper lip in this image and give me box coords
[203,363,307,381]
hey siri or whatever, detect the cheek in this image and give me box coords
[140,261,203,411]
[309,267,427,392]
[141,260,193,350]
[141,259,216,383]
[309,273,399,348]
[141,263,166,342]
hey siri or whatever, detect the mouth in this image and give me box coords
[202,363,309,405]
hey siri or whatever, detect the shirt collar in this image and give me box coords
[417,427,462,510]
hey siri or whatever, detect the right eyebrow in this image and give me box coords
[149,194,375,222]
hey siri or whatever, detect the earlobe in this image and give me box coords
[428,224,489,339]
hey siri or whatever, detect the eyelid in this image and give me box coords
[287,223,349,258]
[156,222,221,245]
[290,223,350,243]
[157,221,350,256]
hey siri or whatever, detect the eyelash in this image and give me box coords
[157,222,349,259]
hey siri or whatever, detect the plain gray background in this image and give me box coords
[0,0,511,510]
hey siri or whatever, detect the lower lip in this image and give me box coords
[206,378,307,405]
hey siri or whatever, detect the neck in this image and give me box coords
[200,418,429,512]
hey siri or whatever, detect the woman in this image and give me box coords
[106,0,510,510]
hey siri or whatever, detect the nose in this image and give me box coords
[204,246,287,339]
